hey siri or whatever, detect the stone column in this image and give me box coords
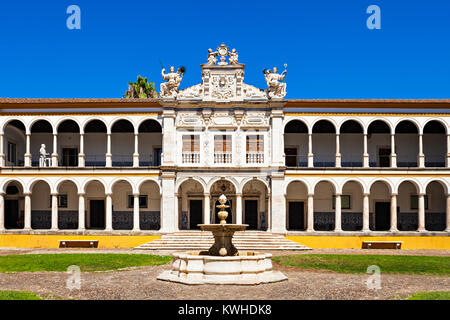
[271,110,284,167]
[160,172,176,233]
[307,193,314,232]
[418,193,426,232]
[446,194,450,232]
[335,193,342,232]
[308,133,314,168]
[390,134,397,168]
[133,193,140,231]
[105,133,112,167]
[390,194,398,232]
[363,133,369,168]
[78,133,85,167]
[174,193,179,231]
[0,133,5,167]
[78,193,85,230]
[162,109,176,166]
[0,193,4,231]
[335,134,341,168]
[105,193,113,231]
[133,133,139,167]
[446,135,450,168]
[52,133,58,167]
[362,193,370,232]
[203,193,210,225]
[24,133,32,167]
[271,174,286,233]
[418,133,425,168]
[51,193,58,230]
[236,193,243,225]
[24,193,31,230]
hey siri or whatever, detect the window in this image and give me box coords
[332,195,351,209]
[7,142,16,164]
[128,195,148,208]
[410,195,429,210]
[246,135,264,152]
[153,148,162,166]
[49,195,68,208]
[182,135,200,152]
[214,135,232,152]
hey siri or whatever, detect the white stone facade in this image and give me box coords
[0,45,449,236]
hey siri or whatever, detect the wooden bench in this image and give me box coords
[362,241,403,249]
[59,240,99,248]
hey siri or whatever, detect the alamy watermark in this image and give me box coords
[366,5,381,30]
[66,5,81,30]
[66,265,81,291]
[366,265,381,290]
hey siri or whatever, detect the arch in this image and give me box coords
[340,178,367,194]
[312,179,338,193]
[108,177,136,194]
[28,178,54,194]
[424,178,449,195]
[83,118,108,132]
[1,179,26,194]
[394,119,420,134]
[312,119,337,133]
[2,119,27,134]
[240,177,270,194]
[56,118,81,133]
[368,179,394,194]
[137,178,161,195]
[367,118,393,134]
[137,118,162,132]
[176,177,207,194]
[29,118,55,134]
[206,177,238,194]
[55,178,80,194]
[395,178,422,194]
[283,119,309,133]
[339,119,364,134]
[284,178,311,196]
[81,178,107,194]
[423,119,448,135]
[110,117,136,133]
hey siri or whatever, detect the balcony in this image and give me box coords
[182,152,200,164]
[246,152,264,164]
[214,152,232,164]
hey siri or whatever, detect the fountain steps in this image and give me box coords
[135,231,310,251]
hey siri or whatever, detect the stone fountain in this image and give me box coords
[157,194,287,285]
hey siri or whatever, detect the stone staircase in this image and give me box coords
[134,231,310,251]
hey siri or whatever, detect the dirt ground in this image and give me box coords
[0,248,448,300]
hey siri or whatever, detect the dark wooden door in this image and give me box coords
[375,202,390,231]
[289,201,305,230]
[245,200,258,230]
[285,148,298,167]
[378,148,391,167]
[189,200,203,230]
[62,148,78,166]
[5,200,21,229]
[90,200,105,229]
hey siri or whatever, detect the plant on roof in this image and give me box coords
[124,75,158,99]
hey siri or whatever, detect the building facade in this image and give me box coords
[0,44,449,236]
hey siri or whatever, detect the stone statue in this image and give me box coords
[229,48,239,65]
[206,48,218,65]
[264,66,287,98]
[160,66,183,97]
[39,144,49,167]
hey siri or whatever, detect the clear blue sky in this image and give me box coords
[0,0,449,99]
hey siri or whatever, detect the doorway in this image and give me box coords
[375,202,390,231]
[244,199,258,230]
[89,200,105,229]
[5,199,22,229]
[284,148,298,167]
[189,200,203,230]
[288,201,305,230]
[62,148,78,166]
[378,148,391,167]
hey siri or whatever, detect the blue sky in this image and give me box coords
[0,0,449,99]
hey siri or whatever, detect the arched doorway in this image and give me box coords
[285,181,308,231]
[85,180,106,230]
[369,181,392,231]
[178,179,204,230]
[242,179,268,230]
[4,181,24,229]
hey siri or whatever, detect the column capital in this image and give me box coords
[417,192,426,197]
[77,192,86,196]
[335,193,342,197]
[307,193,314,197]
[23,192,31,196]
[235,193,243,197]
[133,193,140,197]
[391,193,398,197]
[203,193,210,197]
[363,193,370,197]
[105,193,112,197]
[50,192,59,196]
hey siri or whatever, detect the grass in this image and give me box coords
[0,290,42,300]
[0,253,172,272]
[273,254,450,276]
[407,291,450,300]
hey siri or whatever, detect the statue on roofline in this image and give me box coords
[160,66,185,98]
[263,65,287,99]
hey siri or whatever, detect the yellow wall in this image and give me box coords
[0,235,161,248]
[287,236,450,250]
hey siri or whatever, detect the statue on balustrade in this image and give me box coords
[39,144,50,167]
[160,66,184,98]
[263,66,287,99]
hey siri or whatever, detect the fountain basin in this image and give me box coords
[157,251,287,285]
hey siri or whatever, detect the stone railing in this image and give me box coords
[214,152,232,164]
[182,152,200,164]
[246,152,264,164]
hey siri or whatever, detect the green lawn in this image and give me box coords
[0,253,172,272]
[408,291,450,300]
[273,254,450,276]
[0,290,42,300]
